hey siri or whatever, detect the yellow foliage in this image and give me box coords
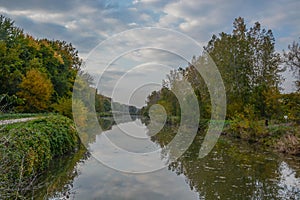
[26,35,40,50]
[263,87,282,118]
[54,51,64,64]
[157,100,173,117]
[52,97,72,118]
[17,68,53,112]
[230,105,266,140]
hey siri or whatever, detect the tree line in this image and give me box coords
[0,15,298,121]
[0,15,120,116]
[143,17,300,122]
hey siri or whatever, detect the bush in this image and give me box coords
[229,105,266,141]
[52,97,72,118]
[0,93,24,113]
[0,115,81,198]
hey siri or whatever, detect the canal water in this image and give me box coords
[35,118,300,199]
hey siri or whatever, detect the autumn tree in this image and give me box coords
[17,69,53,112]
[41,39,82,100]
[0,14,88,114]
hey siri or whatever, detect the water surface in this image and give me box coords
[37,118,300,199]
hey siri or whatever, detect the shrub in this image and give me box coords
[229,105,266,141]
[0,115,81,198]
[52,97,72,118]
[0,93,24,113]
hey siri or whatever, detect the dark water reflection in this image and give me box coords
[38,118,299,199]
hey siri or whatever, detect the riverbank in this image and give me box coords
[159,116,300,156]
[0,114,84,199]
[224,120,300,156]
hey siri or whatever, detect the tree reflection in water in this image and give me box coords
[151,125,300,200]
[34,119,300,199]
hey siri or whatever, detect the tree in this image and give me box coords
[281,93,300,121]
[0,15,23,45]
[0,41,24,95]
[144,86,179,119]
[204,17,282,119]
[0,14,86,110]
[95,93,112,113]
[143,17,283,120]
[0,15,25,95]
[17,69,53,112]
[283,39,300,91]
[36,39,81,101]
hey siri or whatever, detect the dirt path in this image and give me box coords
[0,117,39,126]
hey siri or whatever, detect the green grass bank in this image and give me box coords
[0,114,83,198]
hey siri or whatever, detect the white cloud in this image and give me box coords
[128,22,138,27]
[65,20,78,30]
[0,7,64,24]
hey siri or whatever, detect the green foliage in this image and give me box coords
[280,92,300,122]
[205,17,282,119]
[52,97,73,118]
[185,62,211,119]
[95,93,112,113]
[144,86,180,122]
[0,93,24,113]
[0,15,83,113]
[144,17,283,123]
[0,115,81,198]
[229,105,266,141]
[0,14,135,117]
[38,39,82,100]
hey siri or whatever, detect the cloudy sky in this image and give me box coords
[1,0,299,105]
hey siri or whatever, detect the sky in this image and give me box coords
[0,0,299,105]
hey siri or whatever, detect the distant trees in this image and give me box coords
[95,94,112,113]
[144,80,180,119]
